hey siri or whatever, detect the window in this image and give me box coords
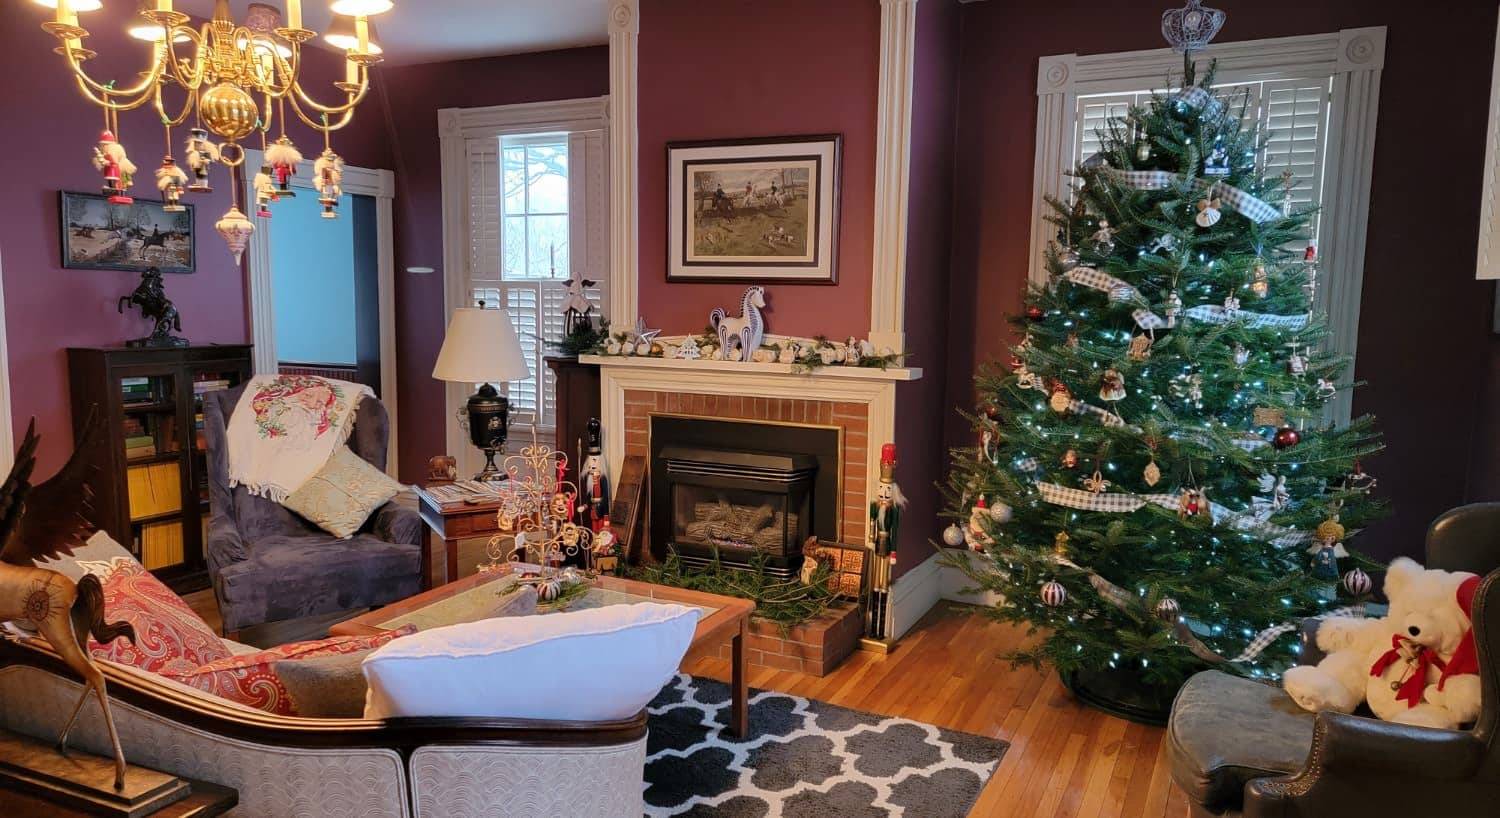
[449,115,607,438]
[1074,78,1331,248]
[1031,28,1385,423]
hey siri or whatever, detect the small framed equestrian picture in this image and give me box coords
[667,135,840,283]
[59,191,196,274]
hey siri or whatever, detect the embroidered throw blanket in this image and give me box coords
[226,374,373,503]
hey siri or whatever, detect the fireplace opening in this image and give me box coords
[650,416,841,578]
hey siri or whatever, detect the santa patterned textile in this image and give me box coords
[81,557,232,675]
[161,627,415,716]
[226,374,373,503]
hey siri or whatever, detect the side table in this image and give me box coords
[416,488,507,585]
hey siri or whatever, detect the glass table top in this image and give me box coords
[376,575,721,633]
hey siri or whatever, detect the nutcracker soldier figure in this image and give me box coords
[314,149,344,219]
[184,128,218,192]
[93,131,136,205]
[579,419,610,531]
[155,157,188,212]
[266,136,303,197]
[866,443,906,641]
[252,164,278,218]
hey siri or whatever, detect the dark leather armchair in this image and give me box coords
[203,384,424,637]
[1169,503,1500,817]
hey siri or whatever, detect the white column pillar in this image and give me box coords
[608,0,640,328]
[1029,54,1077,288]
[869,0,919,354]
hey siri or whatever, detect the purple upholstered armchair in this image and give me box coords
[202,383,424,638]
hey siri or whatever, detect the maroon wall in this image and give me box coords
[375,46,609,483]
[637,0,880,339]
[892,0,961,578]
[947,0,1500,562]
[0,4,388,474]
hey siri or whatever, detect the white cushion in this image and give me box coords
[361,602,700,722]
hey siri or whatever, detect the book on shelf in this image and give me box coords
[192,379,231,395]
[139,521,184,570]
[127,461,183,519]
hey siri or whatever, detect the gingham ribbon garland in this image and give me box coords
[1173,85,1225,118]
[1035,482,1312,548]
[1225,605,1366,664]
[1105,168,1283,224]
[1062,267,1308,331]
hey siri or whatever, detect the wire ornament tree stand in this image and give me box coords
[478,429,601,602]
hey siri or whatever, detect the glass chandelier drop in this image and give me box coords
[35,0,394,262]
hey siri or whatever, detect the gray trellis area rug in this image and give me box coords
[644,674,1007,817]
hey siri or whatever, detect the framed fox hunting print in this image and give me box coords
[667,135,841,283]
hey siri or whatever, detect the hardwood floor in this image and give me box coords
[182,591,1193,818]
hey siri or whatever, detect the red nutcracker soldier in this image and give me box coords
[579,418,610,532]
[865,443,906,642]
[266,135,302,197]
[92,131,136,205]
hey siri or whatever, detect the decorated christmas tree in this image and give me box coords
[943,46,1384,714]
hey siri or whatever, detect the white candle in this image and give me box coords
[355,15,369,53]
[345,56,359,85]
[57,0,77,27]
[156,0,173,12]
[286,0,302,30]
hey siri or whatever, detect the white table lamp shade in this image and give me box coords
[432,307,530,384]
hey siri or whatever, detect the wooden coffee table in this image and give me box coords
[332,572,757,736]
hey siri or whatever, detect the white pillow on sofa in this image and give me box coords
[361,602,699,721]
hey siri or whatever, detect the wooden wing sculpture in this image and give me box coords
[0,411,135,790]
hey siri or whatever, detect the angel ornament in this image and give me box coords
[1195,191,1222,228]
[1099,368,1126,402]
[0,416,135,789]
[1253,473,1290,519]
[1090,219,1115,254]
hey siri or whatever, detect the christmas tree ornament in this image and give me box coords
[184,127,219,192]
[1154,597,1181,622]
[1203,140,1230,176]
[967,496,994,550]
[1161,0,1226,54]
[1342,567,1373,597]
[1061,449,1080,469]
[1281,169,1296,216]
[1136,136,1152,162]
[981,428,999,465]
[1083,468,1112,493]
[1233,343,1250,367]
[1147,233,1176,254]
[942,523,966,548]
[1016,365,1039,390]
[1049,380,1073,413]
[1143,458,1162,487]
[1272,426,1301,450]
[1222,294,1240,314]
[1316,378,1337,400]
[1194,194,1222,227]
[252,164,277,218]
[1171,372,1203,403]
[536,578,563,602]
[1287,346,1308,377]
[1099,368,1126,402]
[1040,580,1068,607]
[1250,259,1270,298]
[155,157,188,212]
[989,498,1014,523]
[1091,219,1116,254]
[215,206,255,265]
[266,135,303,196]
[92,130,136,205]
[1053,531,1071,557]
[1066,332,1080,349]
[1252,406,1286,428]
[1128,333,1154,361]
[1164,291,1183,327]
[315,149,345,219]
[1026,305,1045,322]
[1254,473,1290,517]
[1177,488,1207,518]
[1342,461,1378,493]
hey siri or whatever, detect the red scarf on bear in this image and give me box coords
[1367,574,1481,707]
[1438,575,1482,691]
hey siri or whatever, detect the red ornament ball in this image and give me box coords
[1040,580,1068,607]
[1272,426,1301,450]
[1025,305,1045,322]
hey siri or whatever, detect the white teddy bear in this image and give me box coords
[1283,557,1482,730]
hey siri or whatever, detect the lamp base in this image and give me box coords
[474,446,508,482]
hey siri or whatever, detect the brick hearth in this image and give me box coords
[620,389,870,544]
[690,602,865,677]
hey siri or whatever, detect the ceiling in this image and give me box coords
[177,0,610,66]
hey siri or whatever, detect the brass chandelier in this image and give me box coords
[35,0,395,262]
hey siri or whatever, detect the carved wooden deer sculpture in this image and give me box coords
[0,412,135,789]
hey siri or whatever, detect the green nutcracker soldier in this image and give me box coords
[866,443,906,640]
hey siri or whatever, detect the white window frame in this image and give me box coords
[438,96,609,475]
[1030,28,1385,424]
[1477,13,1500,281]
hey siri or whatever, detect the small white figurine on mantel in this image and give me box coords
[817,345,838,366]
[777,341,799,364]
[675,337,702,359]
[709,286,767,362]
[844,336,862,365]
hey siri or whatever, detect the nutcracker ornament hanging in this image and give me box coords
[314,149,345,219]
[267,135,303,197]
[155,157,188,212]
[252,164,277,218]
[184,128,218,193]
[866,443,906,642]
[92,130,136,205]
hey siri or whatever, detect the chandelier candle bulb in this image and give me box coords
[286,0,301,30]
[56,0,76,27]
[355,15,369,53]
[156,0,172,12]
[345,56,358,85]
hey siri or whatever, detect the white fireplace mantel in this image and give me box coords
[581,354,922,382]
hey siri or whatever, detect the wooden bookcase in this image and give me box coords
[544,356,601,491]
[67,345,253,593]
